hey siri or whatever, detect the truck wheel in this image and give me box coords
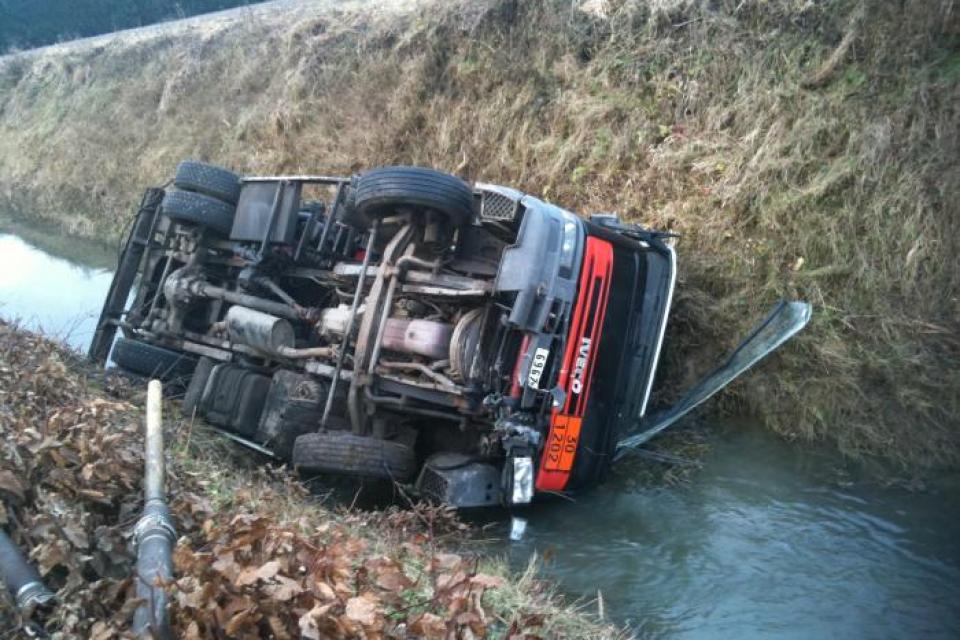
[352,166,474,227]
[162,189,236,235]
[292,431,417,481]
[173,161,242,205]
[182,356,215,415]
[111,337,197,384]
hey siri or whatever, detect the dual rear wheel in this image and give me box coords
[161,163,475,234]
[113,163,469,479]
[162,160,242,235]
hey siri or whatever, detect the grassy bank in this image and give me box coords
[0,321,618,638]
[0,0,957,469]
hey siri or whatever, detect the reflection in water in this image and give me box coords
[2,225,959,639]
[499,427,960,639]
[0,233,116,351]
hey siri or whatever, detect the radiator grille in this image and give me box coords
[480,191,519,221]
[417,466,450,502]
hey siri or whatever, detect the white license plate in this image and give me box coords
[527,347,550,389]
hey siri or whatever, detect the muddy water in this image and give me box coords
[2,221,958,638]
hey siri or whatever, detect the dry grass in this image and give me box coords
[0,320,621,637]
[167,420,623,639]
[0,0,957,469]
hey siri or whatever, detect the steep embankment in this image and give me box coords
[0,0,957,468]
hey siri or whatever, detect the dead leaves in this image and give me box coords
[236,559,282,586]
[0,325,143,635]
[0,469,26,502]
[409,612,448,638]
[0,324,554,639]
[345,593,380,626]
[168,510,511,639]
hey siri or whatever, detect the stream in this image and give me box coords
[1,219,958,639]
[0,222,117,351]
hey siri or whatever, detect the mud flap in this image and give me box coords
[616,300,812,455]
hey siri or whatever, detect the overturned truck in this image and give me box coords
[90,162,810,507]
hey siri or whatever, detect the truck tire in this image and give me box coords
[292,431,417,481]
[111,337,197,384]
[336,182,366,229]
[353,166,474,227]
[182,356,215,415]
[173,161,242,205]
[162,189,236,235]
[263,407,320,461]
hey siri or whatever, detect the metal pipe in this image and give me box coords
[366,252,440,375]
[343,227,357,258]
[215,429,279,457]
[305,360,353,381]
[242,175,348,184]
[132,380,175,640]
[362,387,462,422]
[347,223,415,433]
[378,360,457,388]
[395,255,440,273]
[0,530,54,611]
[294,202,323,262]
[365,240,425,380]
[145,228,175,323]
[225,306,335,360]
[255,276,298,307]
[144,381,164,502]
[258,181,286,259]
[315,181,344,255]
[331,225,345,256]
[277,345,335,359]
[320,222,379,428]
[195,282,300,321]
[366,263,404,376]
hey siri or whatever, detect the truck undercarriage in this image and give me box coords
[90,162,810,508]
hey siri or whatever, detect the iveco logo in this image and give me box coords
[570,337,591,395]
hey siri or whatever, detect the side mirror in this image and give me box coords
[617,300,812,456]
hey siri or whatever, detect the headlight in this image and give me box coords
[559,212,581,274]
[510,456,534,505]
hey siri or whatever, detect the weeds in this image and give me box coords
[0,0,957,468]
[0,322,618,637]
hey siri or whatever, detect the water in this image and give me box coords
[499,427,960,639]
[0,221,117,352]
[2,221,958,638]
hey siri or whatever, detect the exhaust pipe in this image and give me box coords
[0,529,54,611]
[225,305,335,359]
[132,380,175,640]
